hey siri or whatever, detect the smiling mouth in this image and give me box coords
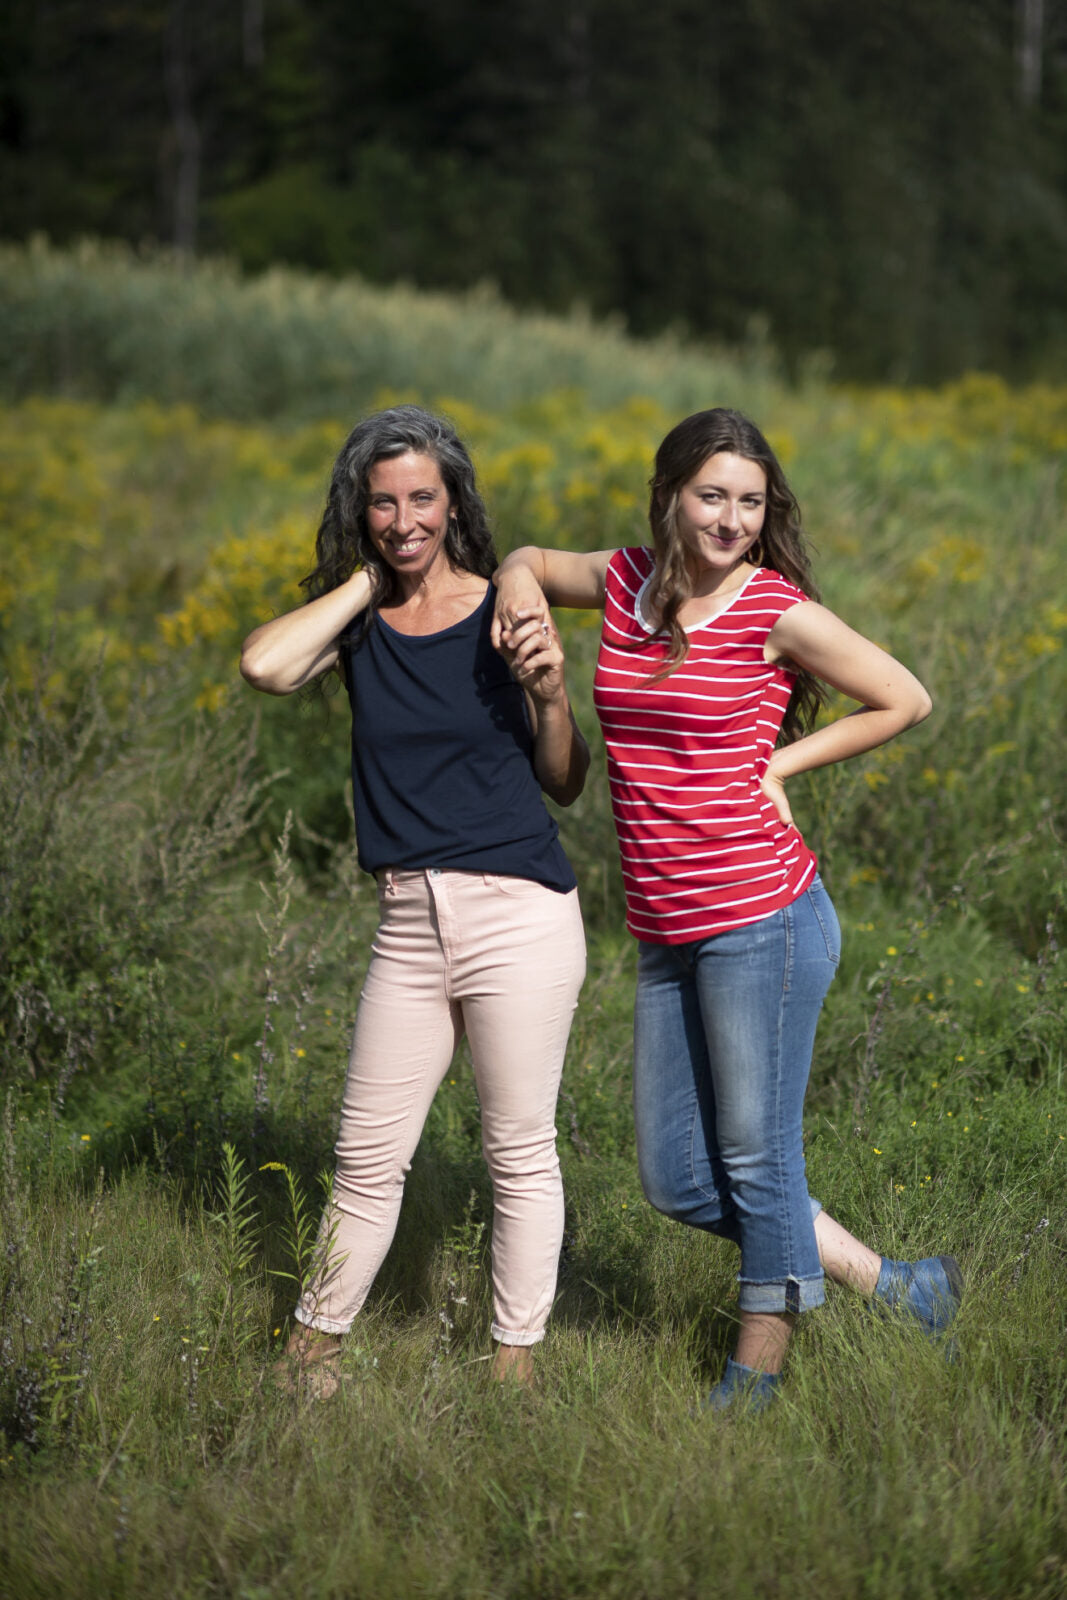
[392,536,429,556]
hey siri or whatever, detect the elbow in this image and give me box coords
[910,686,933,727]
[550,741,591,808]
[239,641,295,696]
[546,781,583,808]
[550,778,584,808]
[495,546,542,583]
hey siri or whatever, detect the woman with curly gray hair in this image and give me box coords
[242,406,588,1394]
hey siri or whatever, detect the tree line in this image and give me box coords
[2,0,1066,381]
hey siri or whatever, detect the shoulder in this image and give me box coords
[607,546,653,590]
[749,567,809,608]
[730,567,810,630]
[618,545,654,573]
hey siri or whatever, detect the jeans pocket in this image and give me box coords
[486,873,554,900]
[806,878,841,965]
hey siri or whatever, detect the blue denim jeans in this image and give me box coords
[633,877,840,1315]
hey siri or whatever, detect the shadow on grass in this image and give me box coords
[17,1086,736,1357]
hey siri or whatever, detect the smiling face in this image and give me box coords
[365,450,454,586]
[675,451,767,586]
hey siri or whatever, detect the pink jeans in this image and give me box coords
[296,868,586,1345]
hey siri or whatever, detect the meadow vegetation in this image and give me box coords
[1,247,1065,1598]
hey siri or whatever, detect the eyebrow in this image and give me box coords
[692,481,765,495]
[368,483,442,498]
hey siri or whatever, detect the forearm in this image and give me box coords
[240,569,373,694]
[495,546,548,590]
[767,702,927,783]
[531,693,590,806]
[493,546,610,618]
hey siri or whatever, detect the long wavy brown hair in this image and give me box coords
[644,407,825,743]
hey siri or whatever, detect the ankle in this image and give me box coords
[726,1356,784,1389]
[286,1325,342,1360]
[491,1343,536,1388]
[702,1356,783,1414]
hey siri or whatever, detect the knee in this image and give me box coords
[714,1106,773,1189]
[637,1146,740,1240]
[333,1144,409,1195]
[483,1127,560,1188]
[637,1145,682,1218]
[636,1149,710,1224]
[633,1132,675,1203]
[641,1178,694,1226]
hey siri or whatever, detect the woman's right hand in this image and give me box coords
[501,608,590,805]
[498,609,565,705]
[240,566,374,695]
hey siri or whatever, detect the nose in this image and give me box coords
[720,499,740,532]
[395,498,416,534]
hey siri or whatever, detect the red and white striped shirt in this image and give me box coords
[593,547,817,945]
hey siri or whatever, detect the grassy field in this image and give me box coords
[1,246,1066,1598]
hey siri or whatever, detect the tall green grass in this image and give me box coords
[2,1071,1066,1599]
[0,238,780,421]
[1,250,1066,1597]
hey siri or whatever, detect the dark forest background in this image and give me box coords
[2,0,1066,383]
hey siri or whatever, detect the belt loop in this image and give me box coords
[385,868,396,894]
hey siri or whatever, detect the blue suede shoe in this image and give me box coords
[875,1255,964,1335]
[701,1356,783,1414]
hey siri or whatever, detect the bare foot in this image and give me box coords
[272,1326,343,1399]
[491,1344,535,1388]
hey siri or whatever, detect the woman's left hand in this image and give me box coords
[760,763,793,826]
[501,606,590,805]
[499,608,567,706]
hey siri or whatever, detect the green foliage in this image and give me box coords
[4,3,1067,379]
[206,1142,260,1367]
[1,1073,1067,1596]
[1,264,1066,1594]
[0,672,275,1096]
[261,1158,335,1304]
[0,238,770,420]
[0,1100,104,1457]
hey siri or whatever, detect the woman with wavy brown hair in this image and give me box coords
[492,406,963,1411]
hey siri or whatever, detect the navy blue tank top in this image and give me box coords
[343,584,576,892]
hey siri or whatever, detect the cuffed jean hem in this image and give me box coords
[737,1272,825,1315]
[293,1307,350,1336]
[491,1324,546,1347]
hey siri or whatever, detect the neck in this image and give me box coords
[685,557,757,600]
[391,556,472,606]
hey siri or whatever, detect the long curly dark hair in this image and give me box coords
[644,407,826,743]
[300,405,497,646]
